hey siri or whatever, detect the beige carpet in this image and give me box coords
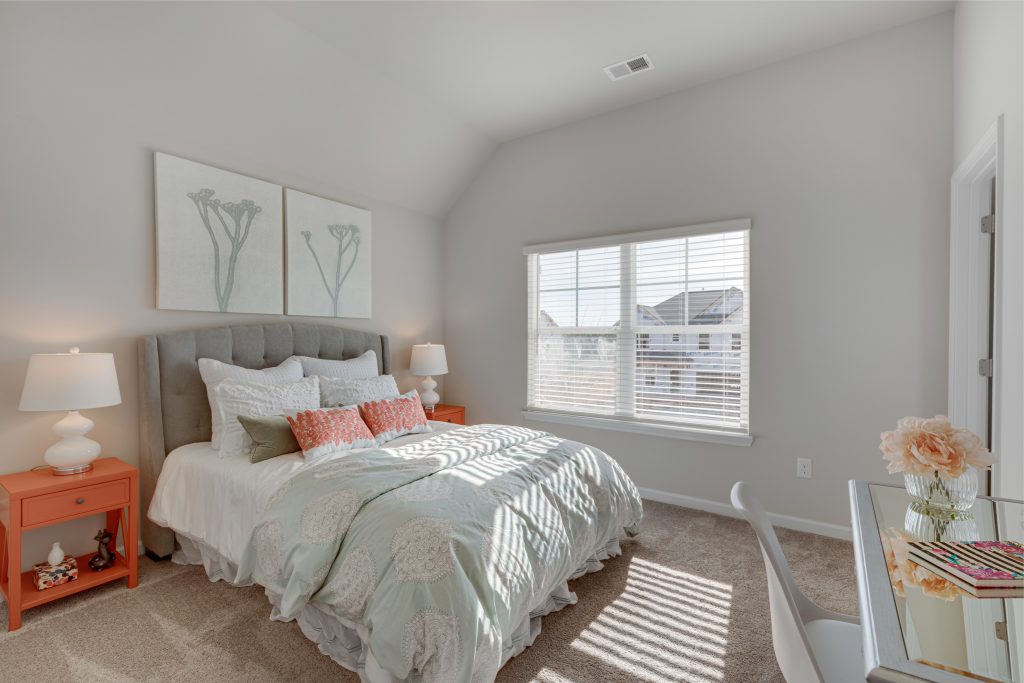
[0,501,857,682]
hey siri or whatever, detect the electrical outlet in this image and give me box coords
[796,458,813,479]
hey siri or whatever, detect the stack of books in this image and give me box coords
[908,540,1024,598]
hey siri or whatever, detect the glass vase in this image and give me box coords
[903,502,979,542]
[903,467,978,511]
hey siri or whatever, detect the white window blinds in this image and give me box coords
[526,219,750,435]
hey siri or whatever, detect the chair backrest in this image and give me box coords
[731,481,824,683]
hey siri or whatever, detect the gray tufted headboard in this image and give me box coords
[138,322,390,557]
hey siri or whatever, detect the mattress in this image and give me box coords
[146,421,461,566]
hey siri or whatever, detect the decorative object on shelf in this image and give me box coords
[155,152,284,314]
[19,348,122,475]
[88,529,115,572]
[878,415,995,510]
[285,188,372,318]
[410,343,448,412]
[31,556,78,591]
[47,542,65,567]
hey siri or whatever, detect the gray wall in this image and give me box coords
[954,1,1024,500]
[443,13,954,529]
[0,2,482,566]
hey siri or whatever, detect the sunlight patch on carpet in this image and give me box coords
[534,668,579,683]
[568,556,732,683]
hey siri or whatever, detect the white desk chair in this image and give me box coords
[731,481,863,682]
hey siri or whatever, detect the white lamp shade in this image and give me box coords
[410,343,448,376]
[19,350,122,412]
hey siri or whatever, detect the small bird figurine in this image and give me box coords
[88,529,115,571]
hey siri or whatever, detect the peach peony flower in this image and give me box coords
[883,528,961,602]
[881,530,906,597]
[879,415,995,479]
[911,564,963,601]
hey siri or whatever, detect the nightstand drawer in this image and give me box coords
[21,478,129,527]
[430,408,465,425]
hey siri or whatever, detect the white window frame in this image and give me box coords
[523,218,753,446]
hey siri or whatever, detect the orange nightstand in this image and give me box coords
[427,404,466,425]
[0,457,138,631]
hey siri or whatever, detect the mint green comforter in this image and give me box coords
[235,424,643,682]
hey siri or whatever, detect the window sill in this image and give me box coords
[521,409,754,447]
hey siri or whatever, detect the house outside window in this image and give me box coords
[525,219,751,441]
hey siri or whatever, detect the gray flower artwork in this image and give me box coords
[286,189,371,318]
[188,189,262,312]
[301,224,361,317]
[156,153,283,314]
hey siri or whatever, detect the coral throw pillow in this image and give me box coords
[359,390,431,443]
[287,407,377,460]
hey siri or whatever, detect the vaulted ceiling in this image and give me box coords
[9,2,950,219]
[270,1,952,145]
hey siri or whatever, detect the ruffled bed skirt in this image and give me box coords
[174,533,623,683]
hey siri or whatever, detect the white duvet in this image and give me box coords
[147,422,461,565]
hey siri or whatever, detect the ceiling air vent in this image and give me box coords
[604,54,653,81]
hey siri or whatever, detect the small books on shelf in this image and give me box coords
[908,540,1024,598]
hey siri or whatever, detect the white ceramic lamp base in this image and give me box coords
[44,410,101,475]
[418,376,440,412]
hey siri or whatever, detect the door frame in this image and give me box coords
[948,114,1020,683]
[948,117,1002,489]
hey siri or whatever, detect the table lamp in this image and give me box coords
[410,343,447,412]
[19,347,122,475]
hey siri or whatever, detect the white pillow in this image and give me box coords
[289,350,378,380]
[198,357,304,449]
[319,375,400,408]
[209,377,320,458]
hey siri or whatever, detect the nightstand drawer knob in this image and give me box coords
[75,497,85,504]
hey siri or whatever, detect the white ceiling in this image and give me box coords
[269,1,952,143]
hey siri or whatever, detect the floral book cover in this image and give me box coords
[908,541,1024,588]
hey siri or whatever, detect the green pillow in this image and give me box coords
[237,414,300,463]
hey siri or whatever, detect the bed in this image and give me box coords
[141,322,643,682]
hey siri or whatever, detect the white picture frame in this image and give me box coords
[285,188,372,318]
[155,153,283,314]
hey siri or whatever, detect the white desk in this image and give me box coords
[850,481,1022,682]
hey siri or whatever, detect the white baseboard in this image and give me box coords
[638,486,852,541]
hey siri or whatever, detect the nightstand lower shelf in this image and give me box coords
[1,551,129,611]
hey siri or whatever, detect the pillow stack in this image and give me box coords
[198,351,435,464]
[198,357,304,450]
[288,350,379,380]
[286,406,377,460]
[320,375,400,407]
[209,376,320,458]
[359,390,432,442]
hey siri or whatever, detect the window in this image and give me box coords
[525,219,750,440]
